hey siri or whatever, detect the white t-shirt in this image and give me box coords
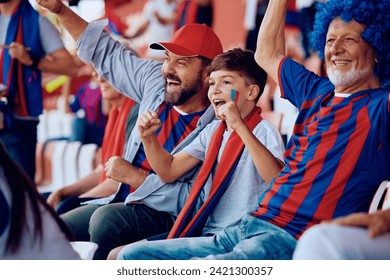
[183,119,285,235]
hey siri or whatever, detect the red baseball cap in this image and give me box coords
[150,23,223,60]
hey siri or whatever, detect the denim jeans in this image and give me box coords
[118,215,297,260]
[61,203,174,259]
[0,118,39,181]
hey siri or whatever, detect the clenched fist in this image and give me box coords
[137,110,161,139]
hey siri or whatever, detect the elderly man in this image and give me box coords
[116,0,390,260]
[36,0,223,259]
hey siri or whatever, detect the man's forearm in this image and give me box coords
[126,167,149,190]
[141,135,176,182]
[37,0,88,42]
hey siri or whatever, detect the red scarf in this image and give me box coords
[99,98,137,182]
[168,107,263,238]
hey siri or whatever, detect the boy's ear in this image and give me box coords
[247,85,260,101]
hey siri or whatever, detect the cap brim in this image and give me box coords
[149,42,198,58]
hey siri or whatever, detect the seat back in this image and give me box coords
[369,180,390,214]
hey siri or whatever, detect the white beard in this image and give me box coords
[327,65,372,89]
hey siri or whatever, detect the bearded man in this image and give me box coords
[36,0,222,259]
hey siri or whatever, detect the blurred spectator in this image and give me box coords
[126,0,177,60]
[46,75,139,215]
[244,0,268,52]
[62,65,107,147]
[0,0,77,181]
[0,142,80,260]
[175,0,213,31]
[297,0,317,59]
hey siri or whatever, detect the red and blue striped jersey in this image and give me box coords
[132,103,205,173]
[69,82,107,128]
[253,57,390,239]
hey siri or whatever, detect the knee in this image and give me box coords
[89,205,115,237]
[293,224,341,260]
[117,243,145,260]
[107,246,124,260]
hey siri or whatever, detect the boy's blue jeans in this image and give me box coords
[118,215,297,260]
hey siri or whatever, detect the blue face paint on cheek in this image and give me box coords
[230,89,239,102]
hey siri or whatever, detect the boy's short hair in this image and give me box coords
[208,48,268,101]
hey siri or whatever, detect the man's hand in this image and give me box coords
[46,189,64,209]
[105,156,133,183]
[138,111,161,139]
[104,156,148,188]
[8,42,34,66]
[329,209,390,238]
[36,0,65,14]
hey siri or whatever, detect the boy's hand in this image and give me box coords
[138,110,161,139]
[217,102,244,132]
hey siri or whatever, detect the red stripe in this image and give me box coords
[176,114,201,144]
[297,106,371,238]
[0,49,4,84]
[255,101,349,221]
[311,106,371,219]
[171,123,227,238]
[14,17,29,116]
[254,101,320,216]
[170,108,263,238]
[180,133,246,237]
[138,105,181,172]
[156,107,180,145]
[272,103,353,228]
[387,92,390,113]
[277,57,288,98]
[100,98,136,182]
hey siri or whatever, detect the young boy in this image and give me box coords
[116,48,285,259]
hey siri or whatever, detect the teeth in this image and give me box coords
[167,79,179,85]
[333,60,350,66]
[213,99,226,107]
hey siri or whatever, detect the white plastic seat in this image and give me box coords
[63,141,82,185]
[77,143,98,179]
[38,140,68,193]
[369,180,390,213]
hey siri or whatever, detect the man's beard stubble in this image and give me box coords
[164,71,204,106]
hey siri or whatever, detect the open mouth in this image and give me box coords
[166,75,181,84]
[213,99,226,109]
[332,59,351,66]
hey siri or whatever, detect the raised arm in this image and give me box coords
[255,0,288,83]
[138,111,200,183]
[36,0,88,42]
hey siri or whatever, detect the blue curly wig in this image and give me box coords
[310,0,390,88]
